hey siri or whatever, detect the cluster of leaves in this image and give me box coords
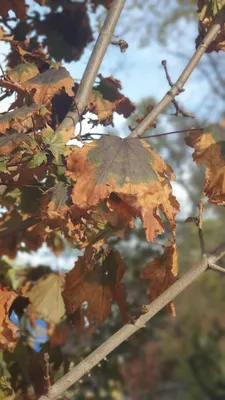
[0,0,225,398]
[197,0,225,51]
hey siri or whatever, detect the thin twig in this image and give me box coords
[80,128,203,140]
[39,241,225,400]
[197,199,206,255]
[129,8,225,138]
[56,0,125,140]
[208,263,225,274]
[171,99,195,118]
[44,353,51,389]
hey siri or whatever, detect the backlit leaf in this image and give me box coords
[141,243,178,315]
[27,151,47,168]
[26,273,65,324]
[0,104,48,134]
[67,135,179,242]
[8,62,39,84]
[42,128,66,161]
[0,288,19,351]
[197,0,225,52]
[88,75,135,125]
[0,0,26,20]
[62,246,128,331]
[23,66,74,104]
[185,125,225,205]
[0,132,30,156]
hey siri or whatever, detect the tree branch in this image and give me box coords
[208,263,225,274]
[39,241,225,400]
[129,8,225,138]
[56,0,125,140]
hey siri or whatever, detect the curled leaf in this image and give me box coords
[0,288,19,351]
[141,244,178,315]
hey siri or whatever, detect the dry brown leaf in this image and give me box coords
[88,75,135,125]
[0,27,14,42]
[67,135,179,242]
[62,246,128,332]
[185,127,225,205]
[23,67,74,104]
[197,0,225,52]
[0,288,19,351]
[141,243,178,315]
[8,63,39,84]
[26,273,65,325]
[0,0,26,20]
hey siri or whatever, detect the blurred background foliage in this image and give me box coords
[1,0,225,399]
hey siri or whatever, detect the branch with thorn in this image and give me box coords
[44,353,51,389]
[129,8,225,138]
[161,60,195,118]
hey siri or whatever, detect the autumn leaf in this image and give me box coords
[0,288,19,351]
[185,125,225,205]
[67,135,179,242]
[0,27,14,42]
[36,2,93,63]
[22,66,75,104]
[0,132,30,156]
[26,273,65,324]
[0,0,26,20]
[197,0,225,52]
[141,244,178,316]
[91,0,112,11]
[88,75,135,125]
[8,62,39,84]
[44,182,70,219]
[62,246,128,332]
[0,104,48,134]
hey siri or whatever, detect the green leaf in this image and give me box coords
[43,129,66,161]
[28,152,47,168]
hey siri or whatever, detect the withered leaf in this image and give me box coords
[67,135,179,242]
[91,0,112,11]
[8,62,39,84]
[0,104,48,134]
[23,66,74,104]
[0,288,19,351]
[36,2,93,63]
[26,273,65,324]
[197,0,225,52]
[45,182,70,219]
[141,244,178,315]
[185,125,225,205]
[0,27,14,42]
[0,0,26,21]
[0,132,30,155]
[88,75,135,125]
[62,246,128,332]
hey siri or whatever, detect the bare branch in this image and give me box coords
[208,263,225,274]
[44,353,51,389]
[129,8,225,138]
[197,199,206,255]
[56,0,125,140]
[39,240,225,400]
